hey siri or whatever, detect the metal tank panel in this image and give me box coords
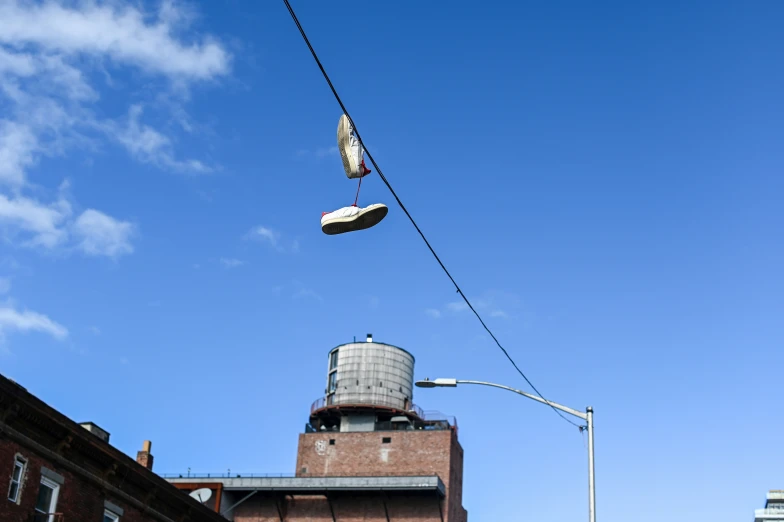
[326,338,415,411]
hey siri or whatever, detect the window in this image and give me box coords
[7,456,26,502]
[34,477,60,522]
[329,350,339,370]
[104,509,120,522]
[382,437,392,444]
[328,372,337,393]
[329,439,335,446]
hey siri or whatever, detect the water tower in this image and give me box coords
[308,333,424,432]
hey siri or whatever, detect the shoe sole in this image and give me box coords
[337,115,360,179]
[322,204,389,235]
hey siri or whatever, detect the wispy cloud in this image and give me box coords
[427,291,519,320]
[296,146,338,159]
[0,186,136,258]
[0,1,231,80]
[245,225,299,253]
[293,287,323,302]
[275,280,323,303]
[0,277,11,295]
[110,104,212,173]
[0,304,68,342]
[446,301,468,313]
[247,225,277,245]
[0,191,71,249]
[0,0,231,259]
[220,257,244,269]
[72,209,135,258]
[317,146,338,158]
[424,308,442,319]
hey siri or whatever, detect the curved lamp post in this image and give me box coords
[415,378,595,522]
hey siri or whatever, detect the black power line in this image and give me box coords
[282,0,581,430]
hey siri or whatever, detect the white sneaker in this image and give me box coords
[337,114,371,179]
[321,203,388,235]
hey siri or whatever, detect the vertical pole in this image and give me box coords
[587,407,595,522]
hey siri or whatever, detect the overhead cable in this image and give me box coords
[282,0,582,429]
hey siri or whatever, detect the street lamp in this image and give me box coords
[415,378,595,522]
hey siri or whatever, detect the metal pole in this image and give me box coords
[416,378,596,522]
[587,406,595,522]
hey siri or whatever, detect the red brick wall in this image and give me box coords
[294,429,466,521]
[0,435,153,522]
[296,430,456,478]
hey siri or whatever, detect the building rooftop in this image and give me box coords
[755,490,784,521]
[0,373,226,522]
[165,475,445,497]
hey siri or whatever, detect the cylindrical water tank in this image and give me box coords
[325,335,415,411]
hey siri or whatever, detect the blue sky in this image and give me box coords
[1,1,783,521]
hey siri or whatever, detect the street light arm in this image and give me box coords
[455,380,588,421]
[415,377,596,522]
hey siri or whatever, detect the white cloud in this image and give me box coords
[293,287,323,302]
[296,146,338,159]
[247,225,278,246]
[72,209,135,258]
[290,280,322,302]
[0,1,230,80]
[219,257,244,268]
[111,104,211,173]
[245,225,299,253]
[0,0,231,259]
[0,305,68,341]
[0,120,38,187]
[316,146,338,158]
[446,301,469,313]
[0,47,36,76]
[0,192,71,248]
[0,191,135,259]
[429,292,518,320]
[424,308,441,319]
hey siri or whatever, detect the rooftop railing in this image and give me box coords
[160,472,440,479]
[310,397,425,419]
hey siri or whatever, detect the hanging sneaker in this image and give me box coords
[321,203,388,235]
[337,114,370,179]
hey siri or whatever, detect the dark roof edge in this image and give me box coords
[0,373,225,522]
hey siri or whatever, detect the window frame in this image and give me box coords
[34,476,60,522]
[104,509,121,522]
[327,371,338,393]
[7,455,26,503]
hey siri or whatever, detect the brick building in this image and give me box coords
[0,373,226,522]
[167,335,468,522]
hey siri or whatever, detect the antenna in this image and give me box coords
[189,488,212,504]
